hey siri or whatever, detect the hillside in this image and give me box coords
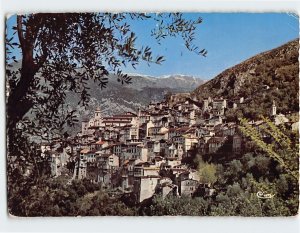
[192,39,299,118]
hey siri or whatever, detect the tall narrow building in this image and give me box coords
[94,106,103,127]
[271,100,277,116]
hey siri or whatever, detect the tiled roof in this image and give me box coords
[103,120,131,123]
[96,141,106,145]
[80,148,90,154]
[207,136,227,144]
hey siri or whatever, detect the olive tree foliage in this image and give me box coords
[239,116,298,180]
[239,116,299,215]
[196,156,217,184]
[6,13,206,155]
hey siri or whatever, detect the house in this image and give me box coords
[80,149,96,163]
[97,153,119,170]
[148,126,168,140]
[156,177,178,198]
[196,127,210,138]
[197,137,207,154]
[94,140,109,150]
[96,154,119,187]
[146,120,155,137]
[133,162,160,177]
[73,153,87,180]
[152,156,166,168]
[208,115,223,126]
[81,118,90,135]
[122,142,146,161]
[178,179,199,197]
[216,123,237,137]
[183,135,198,153]
[165,158,182,168]
[138,109,151,124]
[195,183,216,197]
[177,170,200,182]
[112,142,124,157]
[133,175,161,202]
[207,136,227,154]
[165,143,177,158]
[172,135,185,145]
[274,114,289,125]
[120,158,142,191]
[232,134,242,154]
[213,98,227,110]
[148,126,163,136]
[168,127,189,140]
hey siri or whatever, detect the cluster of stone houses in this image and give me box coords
[43,93,291,203]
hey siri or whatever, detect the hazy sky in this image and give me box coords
[6,13,299,80]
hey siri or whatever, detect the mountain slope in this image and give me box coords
[192,39,299,117]
[68,74,204,118]
[7,59,204,117]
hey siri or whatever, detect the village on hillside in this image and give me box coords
[39,93,298,203]
[5,11,300,220]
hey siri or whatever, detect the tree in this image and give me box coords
[238,116,299,216]
[140,194,210,216]
[196,156,217,184]
[239,116,298,180]
[6,13,207,216]
[6,13,206,171]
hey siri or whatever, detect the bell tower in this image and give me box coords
[271,101,277,116]
[94,106,103,126]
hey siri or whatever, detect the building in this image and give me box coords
[207,136,227,154]
[178,179,199,197]
[133,175,160,202]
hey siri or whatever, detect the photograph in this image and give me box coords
[5,12,299,217]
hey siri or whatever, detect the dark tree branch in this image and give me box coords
[17,15,25,51]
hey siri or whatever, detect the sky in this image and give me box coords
[6,13,299,80]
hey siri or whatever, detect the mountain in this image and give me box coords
[192,39,299,118]
[124,74,204,92]
[7,60,204,132]
[66,73,204,119]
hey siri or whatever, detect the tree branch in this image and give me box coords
[17,15,25,51]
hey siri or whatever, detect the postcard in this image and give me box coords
[5,12,299,217]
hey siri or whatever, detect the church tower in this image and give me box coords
[203,99,209,111]
[94,106,103,127]
[271,101,277,116]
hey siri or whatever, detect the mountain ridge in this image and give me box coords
[192,39,299,118]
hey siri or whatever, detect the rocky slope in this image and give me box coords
[192,39,299,117]
[67,73,204,118]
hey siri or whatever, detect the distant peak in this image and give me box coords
[125,73,154,79]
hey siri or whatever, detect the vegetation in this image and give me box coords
[6,13,206,216]
[196,157,217,184]
[239,116,299,180]
[193,39,299,120]
[6,13,206,156]
[139,117,299,216]
[139,155,298,216]
[6,14,298,217]
[8,177,135,216]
